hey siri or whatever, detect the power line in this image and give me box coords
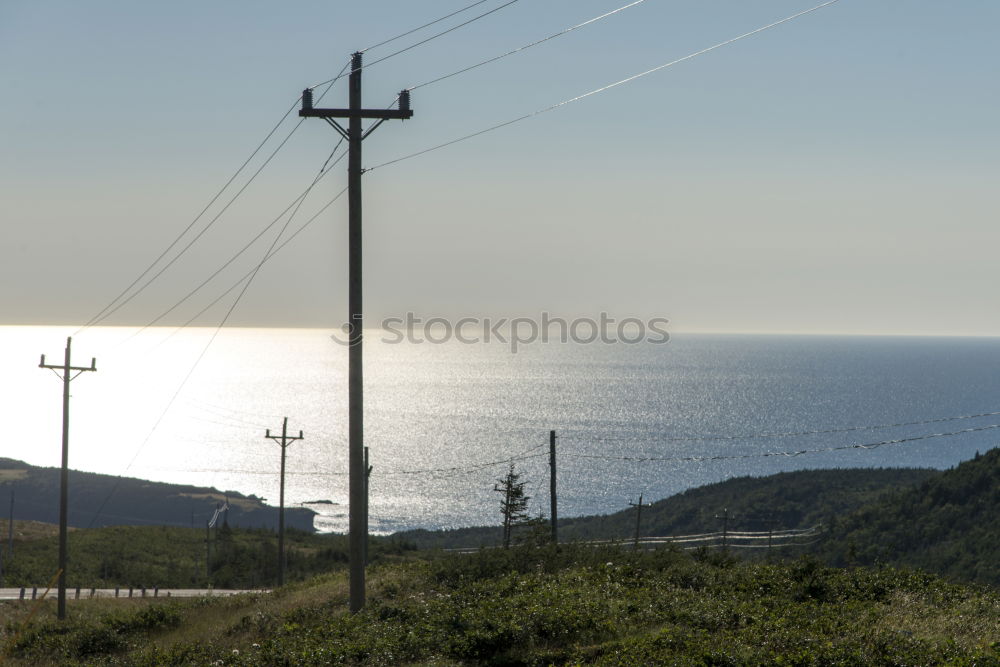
[74,96,302,336]
[153,185,347,345]
[124,146,345,339]
[381,442,549,476]
[156,441,551,479]
[188,414,271,432]
[85,149,339,530]
[368,0,842,172]
[78,62,351,335]
[361,0,494,54]
[309,1,519,89]
[164,468,348,477]
[85,122,309,330]
[186,398,285,421]
[557,409,1000,444]
[408,0,652,92]
[561,422,1000,464]
[364,0,523,70]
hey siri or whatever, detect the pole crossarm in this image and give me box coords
[301,108,413,121]
[39,357,97,374]
[265,428,305,448]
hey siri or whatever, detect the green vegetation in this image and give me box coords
[398,467,939,550]
[3,451,1000,664]
[820,448,1000,588]
[1,524,412,589]
[495,464,533,548]
[2,545,998,665]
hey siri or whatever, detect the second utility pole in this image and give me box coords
[39,337,96,620]
[265,417,304,586]
[549,430,557,544]
[300,52,413,612]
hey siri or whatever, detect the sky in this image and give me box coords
[2,0,998,335]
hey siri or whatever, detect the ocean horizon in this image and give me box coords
[3,326,999,534]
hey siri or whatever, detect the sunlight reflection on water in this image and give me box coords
[4,326,1000,533]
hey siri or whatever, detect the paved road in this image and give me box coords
[0,587,267,601]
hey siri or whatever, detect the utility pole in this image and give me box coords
[364,446,372,565]
[2,490,11,586]
[299,51,413,612]
[763,515,779,559]
[629,494,652,550]
[265,417,304,586]
[549,430,557,545]
[205,519,211,582]
[7,489,13,556]
[714,508,730,551]
[39,337,96,620]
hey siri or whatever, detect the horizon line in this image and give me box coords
[2,322,997,339]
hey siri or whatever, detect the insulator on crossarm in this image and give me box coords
[399,89,410,114]
[302,88,313,111]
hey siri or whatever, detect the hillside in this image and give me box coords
[2,545,998,665]
[820,447,1000,587]
[397,466,938,549]
[0,459,315,533]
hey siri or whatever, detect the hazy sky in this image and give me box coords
[2,1,997,334]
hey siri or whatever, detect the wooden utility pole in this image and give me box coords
[39,337,96,620]
[714,508,731,551]
[265,417,304,586]
[7,489,13,556]
[629,494,652,550]
[299,51,413,612]
[549,430,557,545]
[205,519,211,581]
[762,515,779,559]
[364,446,372,565]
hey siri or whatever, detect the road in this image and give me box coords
[0,587,267,601]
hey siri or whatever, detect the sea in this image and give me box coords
[3,326,999,534]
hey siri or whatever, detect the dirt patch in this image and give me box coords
[0,519,66,541]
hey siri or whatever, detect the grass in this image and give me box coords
[0,546,997,665]
[0,524,411,590]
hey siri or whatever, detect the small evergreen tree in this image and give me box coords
[494,464,531,548]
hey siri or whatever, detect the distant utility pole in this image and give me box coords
[629,494,652,550]
[364,446,372,565]
[2,490,11,587]
[714,508,731,551]
[299,51,413,613]
[205,519,211,581]
[549,431,557,545]
[39,337,96,620]
[762,515,779,559]
[7,489,13,556]
[265,417,304,586]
